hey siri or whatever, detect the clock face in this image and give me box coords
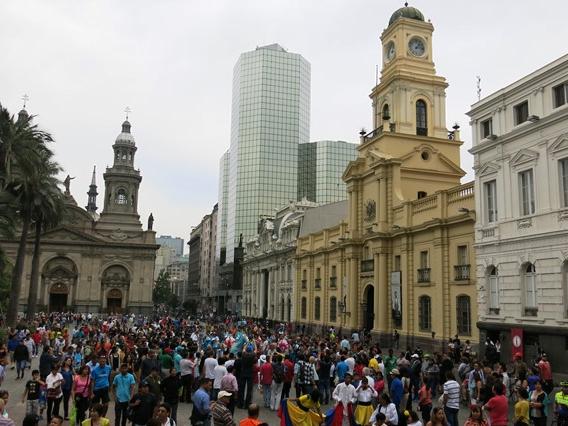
[386,42,396,61]
[408,37,425,57]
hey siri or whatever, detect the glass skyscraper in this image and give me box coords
[298,140,358,204]
[225,44,311,261]
[216,151,230,263]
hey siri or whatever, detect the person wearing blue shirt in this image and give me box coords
[389,368,403,411]
[112,363,136,426]
[336,356,349,383]
[91,355,112,416]
[191,378,212,426]
[173,350,182,374]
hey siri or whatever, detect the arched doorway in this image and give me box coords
[363,285,375,331]
[49,283,69,312]
[42,257,78,312]
[107,289,123,313]
[102,265,130,312]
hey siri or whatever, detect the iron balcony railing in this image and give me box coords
[454,264,470,281]
[417,268,431,283]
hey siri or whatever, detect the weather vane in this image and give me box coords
[476,76,482,101]
[21,94,29,108]
[124,106,131,120]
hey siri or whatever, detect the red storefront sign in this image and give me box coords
[511,328,524,359]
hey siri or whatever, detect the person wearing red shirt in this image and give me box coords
[282,355,295,400]
[484,383,509,426]
[537,353,553,393]
[259,355,273,409]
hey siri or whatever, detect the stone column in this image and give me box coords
[377,252,388,332]
[347,257,359,330]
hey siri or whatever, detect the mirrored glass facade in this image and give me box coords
[225,44,311,261]
[215,150,230,262]
[298,140,358,204]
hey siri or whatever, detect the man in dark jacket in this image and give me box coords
[39,347,57,380]
[14,340,30,380]
[129,382,157,426]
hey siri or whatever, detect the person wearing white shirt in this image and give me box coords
[212,359,228,401]
[203,352,218,380]
[354,377,378,426]
[369,393,398,425]
[332,373,357,426]
[345,356,355,375]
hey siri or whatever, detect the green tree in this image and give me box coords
[0,105,60,326]
[153,270,173,304]
[27,162,65,320]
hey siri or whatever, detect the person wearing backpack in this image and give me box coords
[270,355,284,411]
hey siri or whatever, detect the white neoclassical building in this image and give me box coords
[468,54,568,373]
[241,200,317,322]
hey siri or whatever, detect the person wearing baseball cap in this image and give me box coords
[211,391,234,425]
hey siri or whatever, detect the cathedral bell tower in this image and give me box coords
[96,119,143,232]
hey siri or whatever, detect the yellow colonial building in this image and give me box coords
[295,5,478,349]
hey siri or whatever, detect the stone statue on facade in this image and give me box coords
[63,175,75,195]
[148,213,154,230]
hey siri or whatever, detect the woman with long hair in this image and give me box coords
[463,405,488,426]
[425,407,448,426]
[528,380,549,426]
[60,358,74,420]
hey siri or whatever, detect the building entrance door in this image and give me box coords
[106,289,123,313]
[49,293,68,313]
[363,285,375,331]
[49,283,69,313]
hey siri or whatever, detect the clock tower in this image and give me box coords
[371,3,451,142]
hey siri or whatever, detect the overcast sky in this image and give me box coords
[2,0,566,251]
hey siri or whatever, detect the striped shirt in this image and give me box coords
[443,379,460,409]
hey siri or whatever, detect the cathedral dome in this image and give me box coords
[115,120,135,145]
[388,4,425,26]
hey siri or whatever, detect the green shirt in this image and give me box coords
[160,353,173,369]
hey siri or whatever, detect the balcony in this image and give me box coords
[454,264,470,281]
[361,259,374,273]
[301,280,307,290]
[330,277,337,289]
[315,278,321,290]
[417,268,431,283]
[524,307,538,317]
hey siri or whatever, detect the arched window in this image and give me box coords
[330,297,337,322]
[418,295,431,331]
[416,99,428,136]
[523,263,537,316]
[382,104,391,121]
[115,188,128,205]
[301,297,307,319]
[457,295,471,335]
[314,297,321,321]
[488,266,500,314]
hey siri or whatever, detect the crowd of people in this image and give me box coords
[0,312,566,426]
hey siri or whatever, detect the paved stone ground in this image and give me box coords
[4,357,555,425]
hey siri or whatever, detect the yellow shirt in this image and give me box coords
[368,358,379,372]
[515,400,529,424]
[82,418,110,426]
[298,394,320,410]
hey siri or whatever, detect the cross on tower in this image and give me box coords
[124,106,131,120]
[21,94,29,108]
